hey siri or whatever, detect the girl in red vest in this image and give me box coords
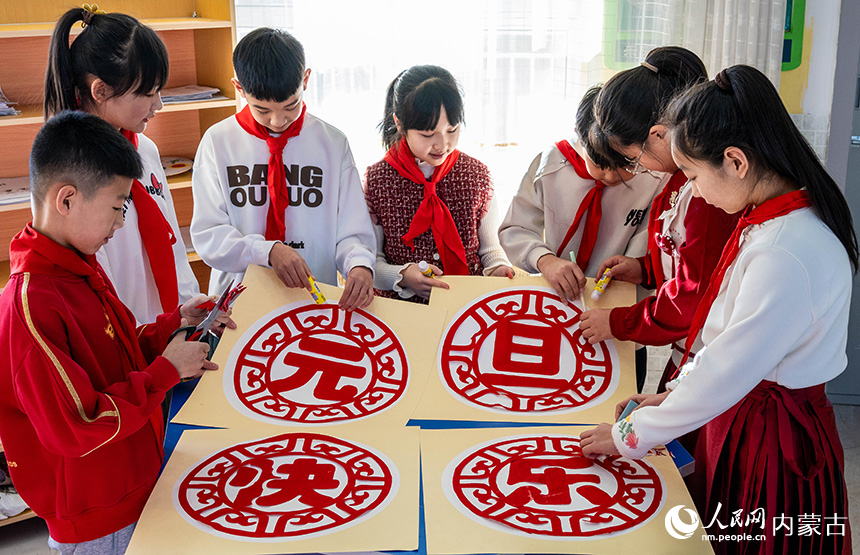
[44,7,199,326]
[364,65,512,303]
[578,46,740,391]
[581,65,855,555]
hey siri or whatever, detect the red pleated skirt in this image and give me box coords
[687,380,851,555]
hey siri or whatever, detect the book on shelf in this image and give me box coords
[0,84,20,117]
[0,176,30,206]
[160,85,226,104]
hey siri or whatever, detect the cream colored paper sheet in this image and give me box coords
[126,426,419,554]
[411,275,636,424]
[420,426,713,555]
[173,264,444,431]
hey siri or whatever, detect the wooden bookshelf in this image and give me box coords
[0,1,238,292]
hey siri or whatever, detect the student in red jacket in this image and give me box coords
[0,112,227,554]
[579,46,740,390]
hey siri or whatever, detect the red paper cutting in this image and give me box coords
[176,433,396,539]
[447,435,664,537]
[439,289,616,412]
[232,305,408,424]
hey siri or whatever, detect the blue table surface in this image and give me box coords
[163,378,690,555]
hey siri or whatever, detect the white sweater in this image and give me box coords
[613,208,851,459]
[190,113,376,294]
[97,133,199,325]
[498,140,665,277]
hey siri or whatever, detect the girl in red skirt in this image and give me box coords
[581,64,855,555]
[578,47,740,391]
[364,65,512,303]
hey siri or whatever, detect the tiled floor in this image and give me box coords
[1,347,859,553]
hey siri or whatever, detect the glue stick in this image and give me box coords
[308,276,326,304]
[418,261,435,278]
[591,268,613,301]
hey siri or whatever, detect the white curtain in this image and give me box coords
[234,0,788,202]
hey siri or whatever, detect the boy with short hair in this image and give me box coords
[190,27,376,311]
[0,111,219,552]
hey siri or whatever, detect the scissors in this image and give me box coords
[169,280,245,360]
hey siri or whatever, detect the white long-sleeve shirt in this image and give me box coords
[190,113,376,294]
[613,208,851,459]
[97,133,199,325]
[498,140,665,278]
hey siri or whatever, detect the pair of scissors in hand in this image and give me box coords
[169,280,241,359]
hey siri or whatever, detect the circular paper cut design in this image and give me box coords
[175,432,398,541]
[226,302,409,425]
[438,287,618,413]
[443,434,665,539]
[160,155,193,176]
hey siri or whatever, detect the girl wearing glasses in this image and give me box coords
[579,46,740,393]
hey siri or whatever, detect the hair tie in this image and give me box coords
[715,69,732,92]
[640,61,659,73]
[81,3,105,27]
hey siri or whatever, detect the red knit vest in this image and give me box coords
[366,152,492,301]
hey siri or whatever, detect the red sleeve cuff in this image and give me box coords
[147,356,181,392]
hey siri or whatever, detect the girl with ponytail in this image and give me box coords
[44,7,200,325]
[364,65,512,302]
[579,46,740,393]
[582,65,853,555]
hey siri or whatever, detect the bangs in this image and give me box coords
[121,25,169,96]
[401,78,463,131]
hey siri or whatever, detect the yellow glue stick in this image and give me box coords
[591,268,612,301]
[418,260,435,277]
[308,276,326,304]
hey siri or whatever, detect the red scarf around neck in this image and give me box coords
[121,130,179,313]
[554,140,605,269]
[645,171,688,286]
[11,224,149,376]
[677,189,812,370]
[384,138,469,274]
[235,103,307,241]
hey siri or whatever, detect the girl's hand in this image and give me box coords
[399,263,450,299]
[340,266,374,311]
[580,423,620,458]
[488,265,515,278]
[579,308,614,344]
[537,254,586,303]
[596,255,643,285]
[614,391,670,420]
[269,242,313,290]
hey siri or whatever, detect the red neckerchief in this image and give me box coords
[678,189,812,369]
[645,171,688,286]
[384,138,469,274]
[121,130,179,313]
[235,102,307,241]
[554,140,605,269]
[11,223,149,378]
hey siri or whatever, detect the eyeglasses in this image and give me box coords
[624,143,647,175]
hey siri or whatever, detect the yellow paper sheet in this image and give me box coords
[127,426,419,554]
[173,264,444,431]
[411,275,636,424]
[420,426,713,555]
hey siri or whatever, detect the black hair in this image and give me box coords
[44,8,169,118]
[30,110,142,204]
[574,85,611,169]
[591,46,707,169]
[665,65,859,273]
[233,28,305,102]
[380,65,464,150]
